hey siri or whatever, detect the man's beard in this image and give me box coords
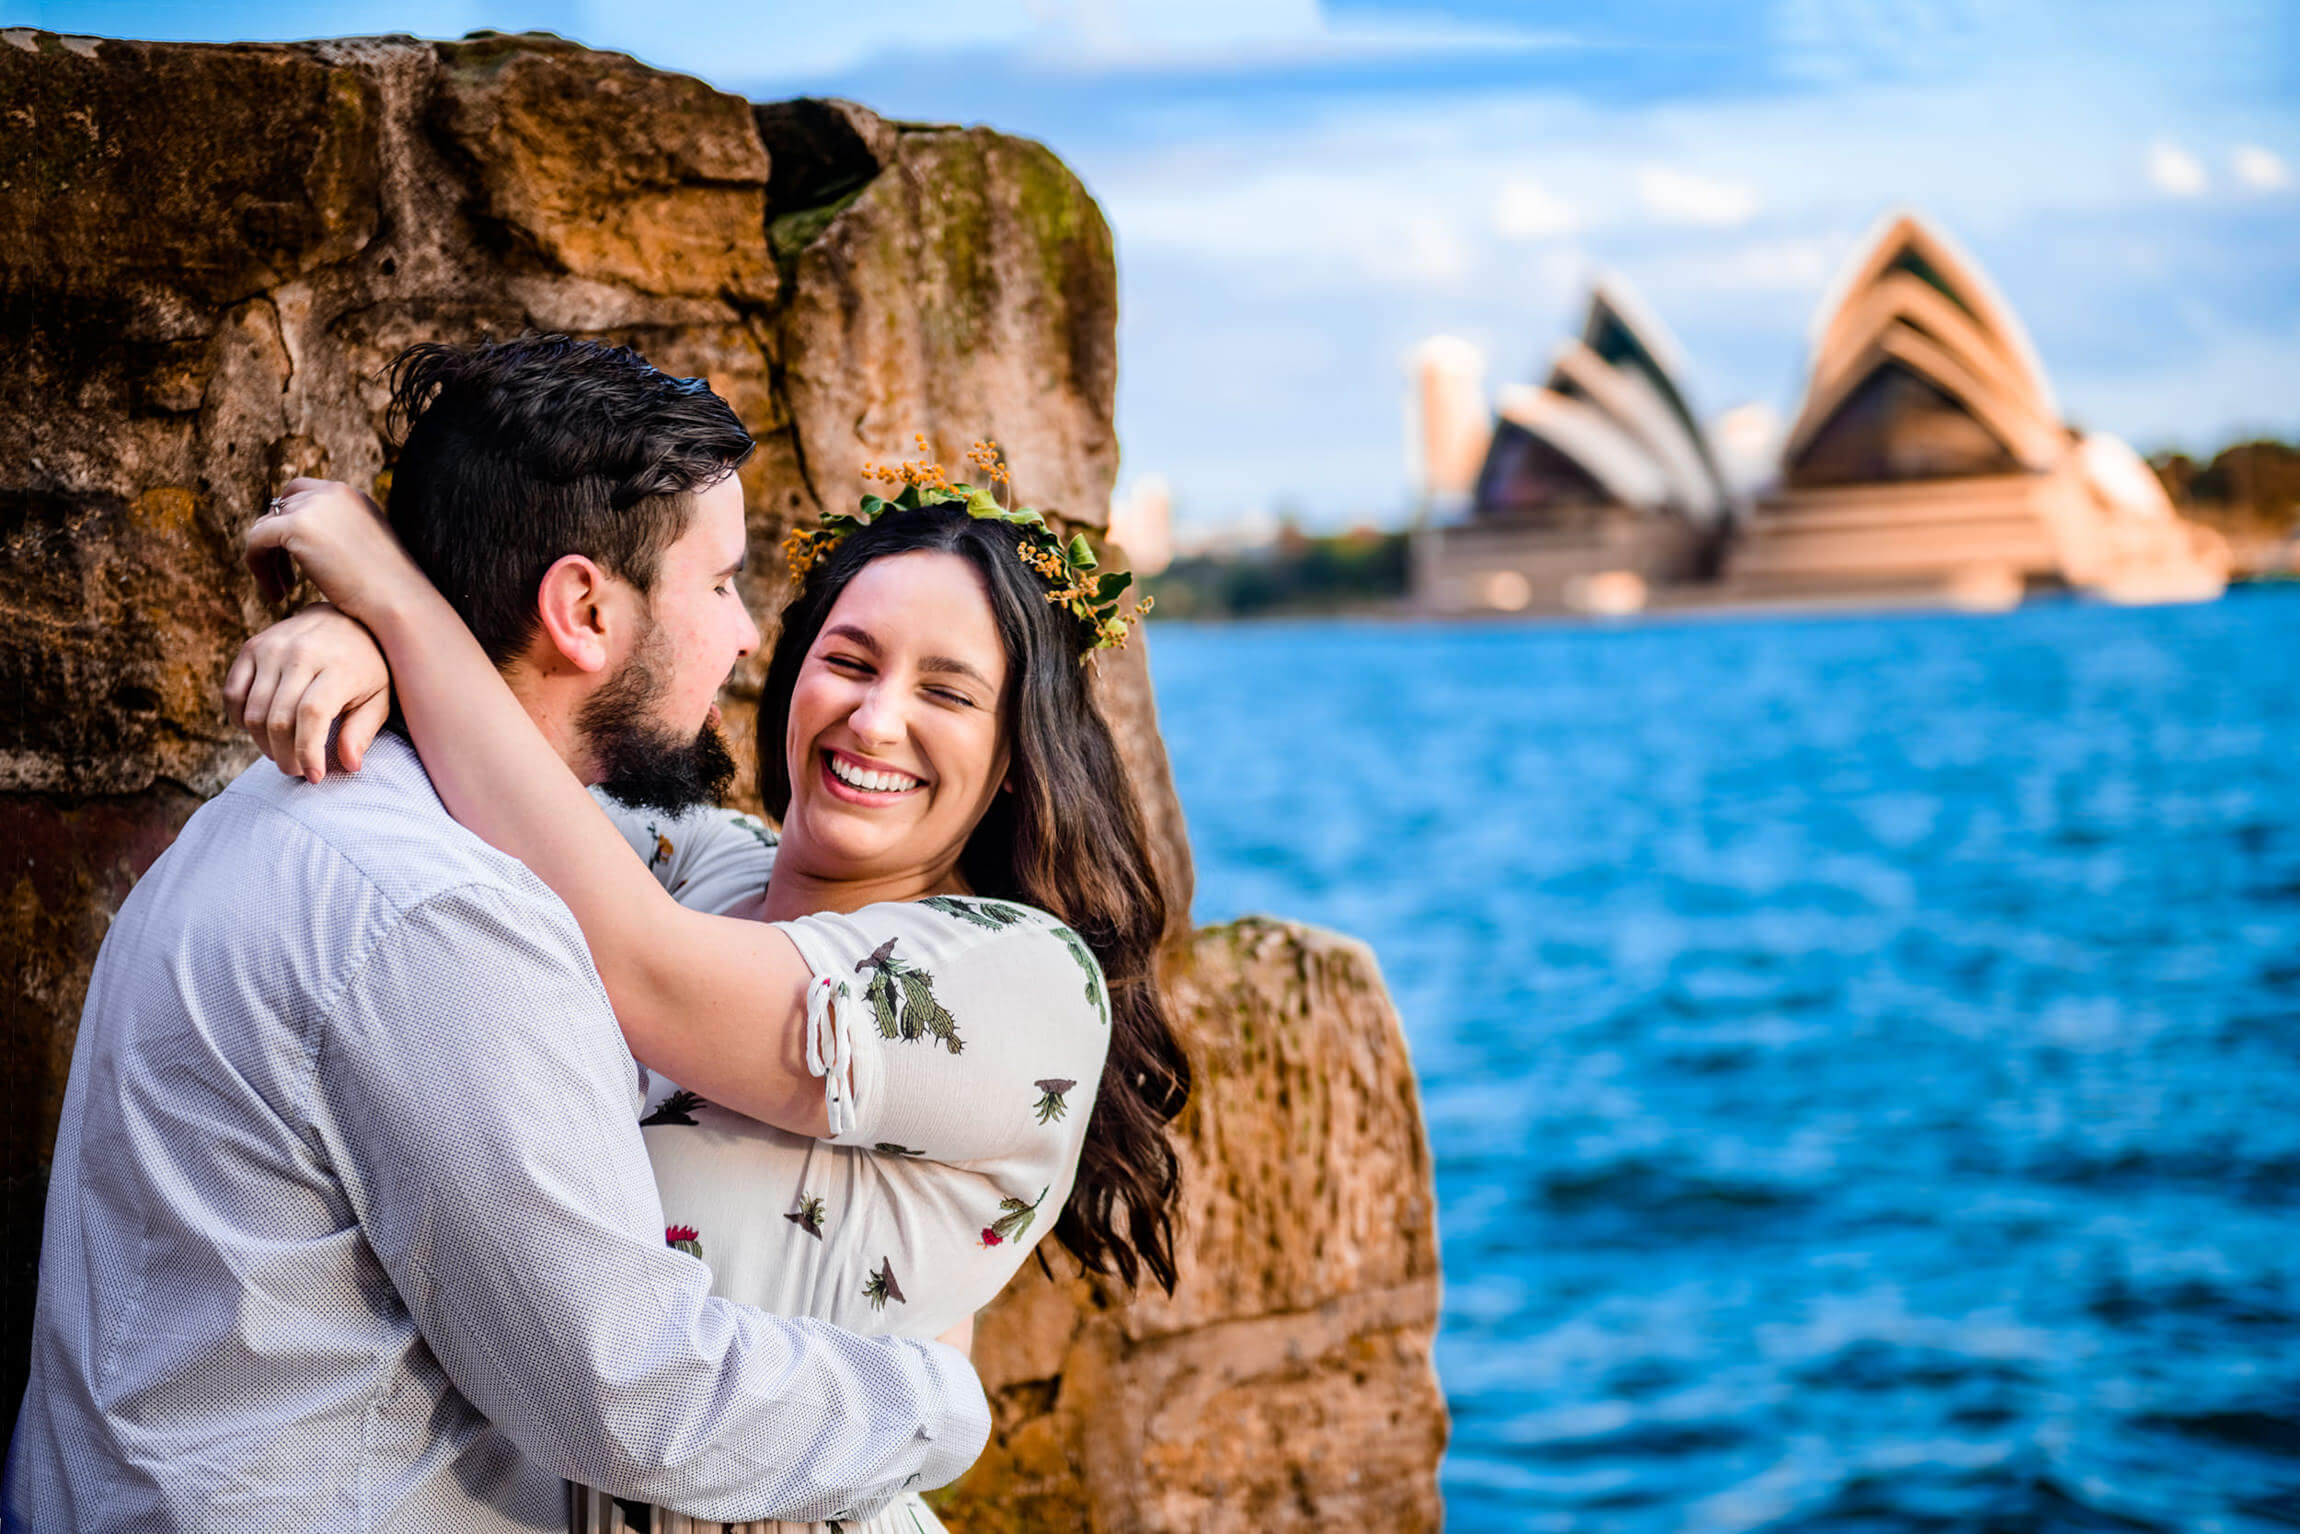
[580,622,738,816]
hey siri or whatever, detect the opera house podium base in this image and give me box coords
[1727,462,2229,611]
[1411,514,1717,615]
[1725,473,2065,608]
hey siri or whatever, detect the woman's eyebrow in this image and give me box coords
[920,654,994,688]
[824,623,880,653]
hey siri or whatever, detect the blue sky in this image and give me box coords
[17,1,2300,535]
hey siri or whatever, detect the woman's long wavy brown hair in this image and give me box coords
[757,503,1190,1293]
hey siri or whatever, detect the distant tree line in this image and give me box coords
[1141,524,1409,619]
[2150,438,2300,538]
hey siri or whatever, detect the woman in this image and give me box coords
[227,454,1187,1533]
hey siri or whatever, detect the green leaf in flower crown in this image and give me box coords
[892,483,926,511]
[963,486,1005,520]
[1066,532,1097,569]
[857,495,889,519]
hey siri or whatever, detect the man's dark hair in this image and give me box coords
[383,335,755,664]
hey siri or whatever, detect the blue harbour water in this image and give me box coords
[1148,588,2300,1532]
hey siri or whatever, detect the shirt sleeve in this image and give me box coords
[773,895,1111,1184]
[309,882,989,1523]
[591,789,779,916]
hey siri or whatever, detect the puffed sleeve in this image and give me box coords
[773,895,1110,1187]
[590,790,778,916]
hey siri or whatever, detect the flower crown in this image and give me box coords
[782,437,1151,656]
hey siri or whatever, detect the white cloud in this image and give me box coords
[1492,175,1580,240]
[1645,234,1848,295]
[2145,139,2210,196]
[2231,143,2293,192]
[1636,165,1759,228]
[1109,166,1477,292]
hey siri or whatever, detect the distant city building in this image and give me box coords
[1410,335,1491,512]
[1109,474,1173,576]
[1729,212,2229,606]
[1413,279,1732,614]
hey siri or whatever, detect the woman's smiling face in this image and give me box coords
[780,549,1011,884]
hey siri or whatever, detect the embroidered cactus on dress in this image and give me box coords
[980,1187,1048,1247]
[786,1194,827,1240]
[1033,1078,1077,1124]
[924,896,1104,1018]
[640,1089,705,1127]
[665,1224,702,1260]
[863,1256,905,1310]
[922,894,1029,931]
[854,938,964,1054]
[1050,925,1104,1017]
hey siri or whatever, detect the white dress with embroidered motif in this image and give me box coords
[572,795,1109,1534]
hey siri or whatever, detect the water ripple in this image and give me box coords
[1153,589,2300,1531]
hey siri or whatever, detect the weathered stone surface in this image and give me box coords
[0,31,382,309]
[942,919,1448,1531]
[0,32,1437,1524]
[775,125,1121,529]
[432,33,775,303]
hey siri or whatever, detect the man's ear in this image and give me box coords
[533,554,624,674]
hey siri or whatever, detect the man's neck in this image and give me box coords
[503,661,598,782]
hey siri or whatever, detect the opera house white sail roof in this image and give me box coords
[1733,211,2228,605]
[1474,279,1733,528]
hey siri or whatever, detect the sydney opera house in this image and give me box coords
[1413,214,2229,615]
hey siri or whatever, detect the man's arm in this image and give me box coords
[310,883,989,1522]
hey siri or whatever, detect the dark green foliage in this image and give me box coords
[1143,526,1409,618]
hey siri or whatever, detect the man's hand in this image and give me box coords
[222,603,393,783]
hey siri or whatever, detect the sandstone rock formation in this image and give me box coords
[0,29,1442,1523]
[948,920,1445,1531]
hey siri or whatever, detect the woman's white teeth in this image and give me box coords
[829,755,921,793]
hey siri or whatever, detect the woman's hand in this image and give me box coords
[222,604,393,783]
[244,477,426,625]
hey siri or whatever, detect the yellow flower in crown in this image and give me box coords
[782,435,1150,657]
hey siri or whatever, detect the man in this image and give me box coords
[5,336,989,1530]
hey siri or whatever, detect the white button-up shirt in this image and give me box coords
[4,734,988,1532]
